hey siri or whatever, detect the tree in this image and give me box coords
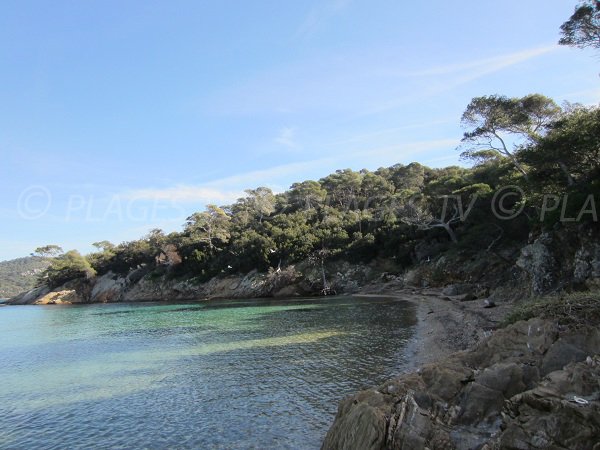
[92,241,115,252]
[288,180,327,211]
[43,250,96,288]
[320,169,363,210]
[33,245,63,258]
[265,210,318,264]
[184,205,231,255]
[559,1,600,50]
[360,171,394,209]
[520,105,600,187]
[388,163,426,194]
[243,187,276,223]
[459,94,560,177]
[401,194,465,243]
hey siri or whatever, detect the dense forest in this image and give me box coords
[0,257,50,298]
[35,97,599,292]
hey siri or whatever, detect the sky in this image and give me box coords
[0,0,598,261]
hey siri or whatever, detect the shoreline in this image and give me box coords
[355,288,512,368]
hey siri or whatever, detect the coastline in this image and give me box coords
[355,288,511,368]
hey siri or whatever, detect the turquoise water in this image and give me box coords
[0,296,416,449]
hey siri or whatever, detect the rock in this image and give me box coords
[516,232,558,294]
[34,289,81,304]
[442,283,476,296]
[483,299,496,308]
[322,391,390,450]
[90,272,128,303]
[541,331,600,375]
[321,319,600,450]
[496,356,600,450]
[475,287,490,298]
[574,241,600,289]
[8,285,50,304]
[458,293,478,302]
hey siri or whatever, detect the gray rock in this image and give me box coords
[321,319,600,450]
[516,233,558,294]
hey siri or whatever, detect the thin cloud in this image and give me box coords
[124,186,243,204]
[558,87,600,105]
[359,45,557,116]
[274,127,300,149]
[121,158,336,205]
[297,0,351,39]
[404,45,556,77]
[345,138,460,163]
[327,118,456,147]
[204,45,557,118]
[206,159,335,189]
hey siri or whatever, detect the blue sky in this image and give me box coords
[1,0,598,261]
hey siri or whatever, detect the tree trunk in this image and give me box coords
[557,160,575,186]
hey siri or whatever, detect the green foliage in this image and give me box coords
[559,1,600,50]
[0,257,51,298]
[43,250,96,288]
[185,204,231,255]
[521,105,600,188]
[33,245,63,258]
[459,94,560,176]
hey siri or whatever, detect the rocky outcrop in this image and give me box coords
[499,356,600,449]
[322,318,600,450]
[33,289,82,304]
[7,261,378,305]
[516,233,558,294]
[512,225,600,295]
[9,285,51,305]
[574,241,600,289]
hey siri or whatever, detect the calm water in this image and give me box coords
[0,296,416,449]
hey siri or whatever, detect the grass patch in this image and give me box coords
[502,290,600,329]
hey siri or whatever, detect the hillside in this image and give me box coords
[0,257,50,298]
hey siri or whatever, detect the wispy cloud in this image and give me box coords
[274,126,300,149]
[341,138,460,168]
[297,0,351,39]
[120,158,336,206]
[204,45,557,118]
[206,159,335,190]
[124,186,243,204]
[359,46,558,116]
[558,87,600,105]
[403,46,556,78]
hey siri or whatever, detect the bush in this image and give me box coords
[502,290,600,328]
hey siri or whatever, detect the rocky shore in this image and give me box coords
[323,289,600,449]
[7,224,600,448]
